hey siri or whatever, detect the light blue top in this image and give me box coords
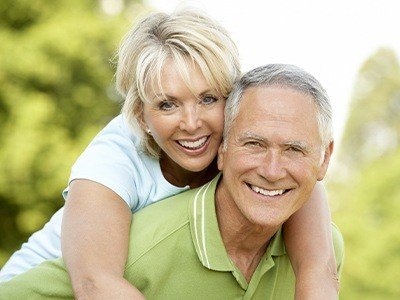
[0,115,189,282]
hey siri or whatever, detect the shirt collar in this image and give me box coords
[189,173,286,272]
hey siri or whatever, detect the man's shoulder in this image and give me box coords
[133,186,200,224]
[127,187,201,262]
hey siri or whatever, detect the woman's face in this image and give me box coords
[143,60,225,174]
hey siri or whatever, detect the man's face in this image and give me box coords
[217,86,333,228]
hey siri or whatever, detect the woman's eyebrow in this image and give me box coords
[152,93,176,101]
[152,88,215,101]
[198,89,216,96]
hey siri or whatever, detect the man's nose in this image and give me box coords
[179,106,203,133]
[258,150,287,182]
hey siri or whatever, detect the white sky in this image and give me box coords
[145,0,400,148]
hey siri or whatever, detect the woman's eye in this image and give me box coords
[201,96,218,105]
[159,101,176,111]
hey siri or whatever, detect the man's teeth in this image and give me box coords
[178,137,207,149]
[250,185,285,196]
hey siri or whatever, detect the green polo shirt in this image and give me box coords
[0,175,344,299]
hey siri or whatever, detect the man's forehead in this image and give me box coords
[238,86,317,120]
[230,85,322,146]
[242,85,314,103]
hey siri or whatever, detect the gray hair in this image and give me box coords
[223,64,333,149]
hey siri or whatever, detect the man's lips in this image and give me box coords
[246,183,291,197]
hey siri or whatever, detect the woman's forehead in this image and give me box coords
[144,58,219,100]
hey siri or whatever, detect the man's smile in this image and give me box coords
[247,183,291,197]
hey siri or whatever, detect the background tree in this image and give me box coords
[329,48,400,299]
[337,48,400,171]
[0,0,146,265]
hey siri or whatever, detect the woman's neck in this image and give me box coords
[160,156,219,189]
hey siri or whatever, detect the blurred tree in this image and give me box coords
[0,0,147,266]
[330,48,400,299]
[337,48,400,172]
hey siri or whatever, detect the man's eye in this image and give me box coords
[246,141,262,147]
[201,96,218,105]
[288,147,303,153]
[159,101,176,111]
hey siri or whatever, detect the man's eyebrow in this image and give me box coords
[284,141,311,151]
[237,132,312,151]
[237,132,267,142]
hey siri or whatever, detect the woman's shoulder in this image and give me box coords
[94,114,143,148]
[65,114,159,209]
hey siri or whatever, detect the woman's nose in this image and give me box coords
[179,107,203,133]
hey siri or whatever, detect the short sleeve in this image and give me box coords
[62,115,143,210]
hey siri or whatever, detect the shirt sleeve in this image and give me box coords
[62,116,143,210]
[0,258,74,299]
[332,223,345,277]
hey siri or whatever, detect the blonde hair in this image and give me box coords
[116,8,241,157]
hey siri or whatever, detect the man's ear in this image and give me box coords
[217,143,225,171]
[317,141,334,181]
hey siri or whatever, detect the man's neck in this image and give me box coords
[215,182,280,282]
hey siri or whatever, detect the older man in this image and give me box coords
[0,64,343,299]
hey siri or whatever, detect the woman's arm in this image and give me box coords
[62,179,145,299]
[283,181,339,300]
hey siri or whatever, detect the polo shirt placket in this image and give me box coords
[189,174,288,299]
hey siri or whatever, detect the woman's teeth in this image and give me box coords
[178,137,208,149]
[250,185,285,196]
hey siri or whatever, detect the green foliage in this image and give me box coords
[0,0,147,266]
[338,48,400,170]
[330,48,400,299]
